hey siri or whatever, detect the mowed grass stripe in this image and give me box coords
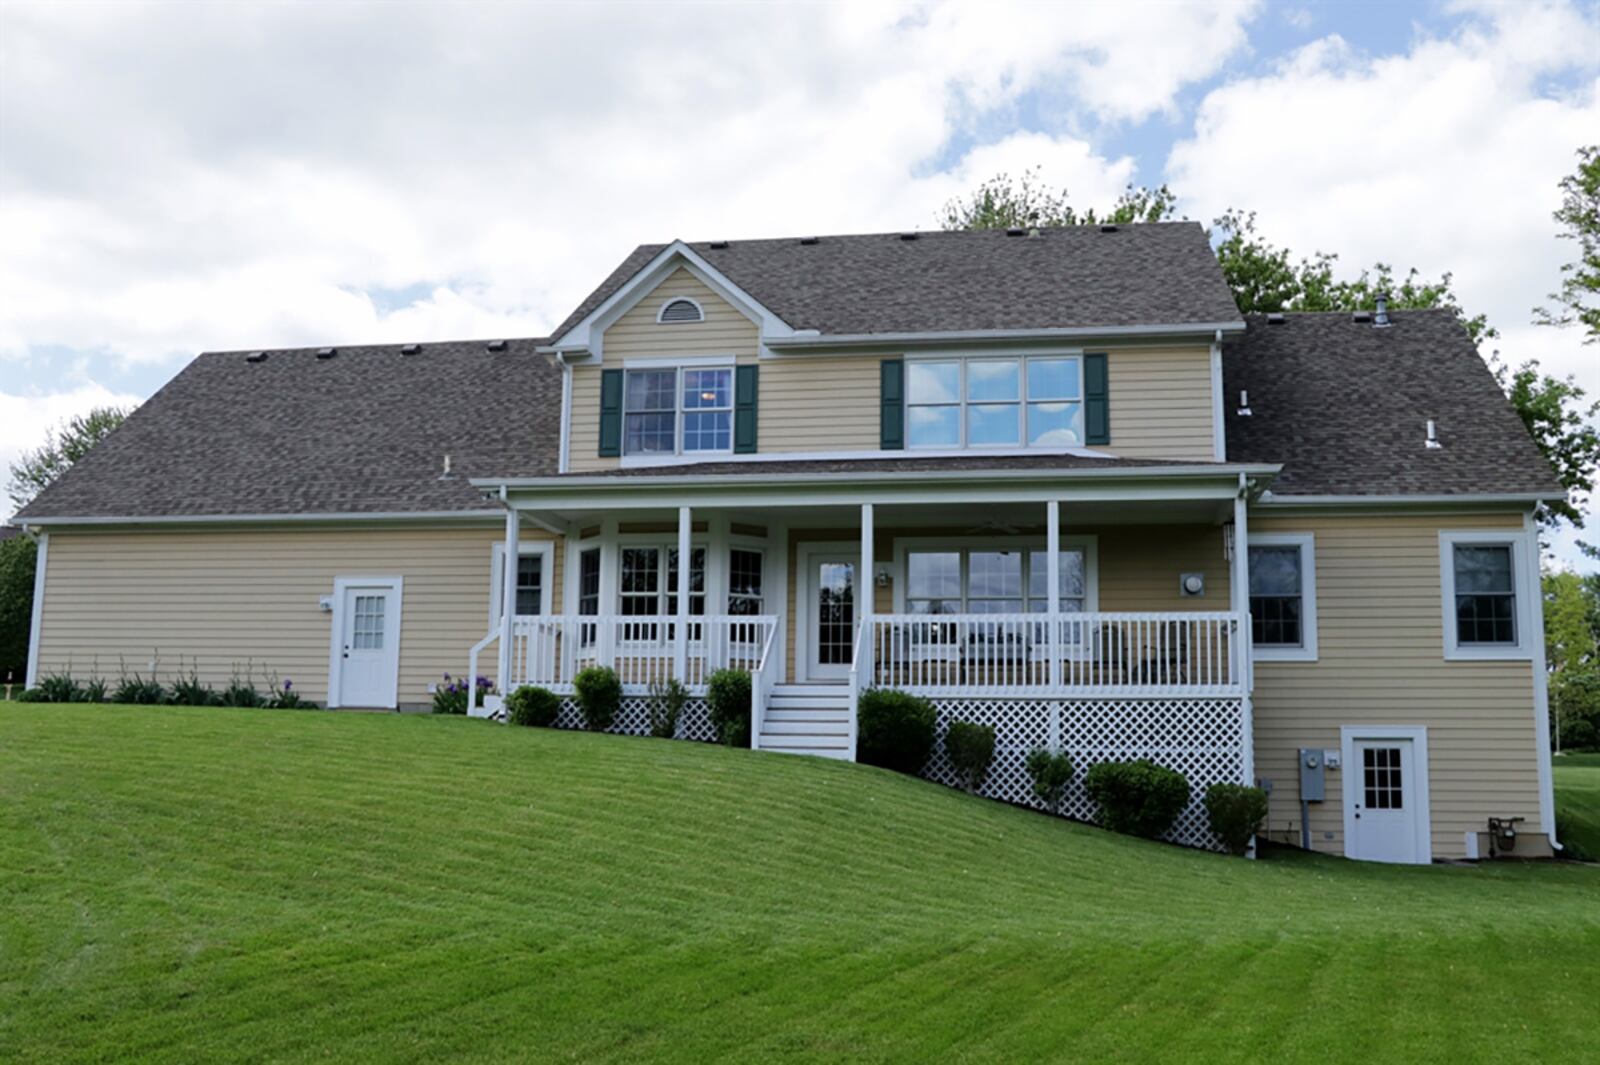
[2,703,1597,1063]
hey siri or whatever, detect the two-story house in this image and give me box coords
[14,223,1565,862]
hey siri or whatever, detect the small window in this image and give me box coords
[578,548,601,617]
[728,548,764,615]
[657,298,704,324]
[1247,533,1318,661]
[515,555,543,616]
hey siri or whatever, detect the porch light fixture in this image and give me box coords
[1180,573,1205,597]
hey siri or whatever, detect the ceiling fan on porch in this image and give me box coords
[963,517,1030,535]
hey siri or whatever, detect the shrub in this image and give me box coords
[647,677,689,739]
[113,674,165,705]
[266,678,314,710]
[221,680,263,708]
[1203,782,1270,855]
[167,662,217,706]
[1085,759,1191,839]
[14,686,47,702]
[36,672,85,704]
[1565,718,1597,752]
[432,673,469,715]
[857,688,937,774]
[573,666,622,731]
[706,668,752,747]
[944,720,996,793]
[507,685,561,728]
[1024,748,1074,812]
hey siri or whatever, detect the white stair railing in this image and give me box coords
[750,619,779,751]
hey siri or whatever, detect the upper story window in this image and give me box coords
[1248,533,1317,661]
[905,355,1082,449]
[656,298,704,323]
[624,366,733,456]
[1440,532,1529,659]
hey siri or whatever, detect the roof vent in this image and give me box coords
[799,236,819,245]
[486,339,507,352]
[1005,227,1026,237]
[658,298,704,324]
[439,454,455,480]
[1425,419,1442,450]
[245,351,267,363]
[400,343,421,355]
[708,240,729,249]
[1099,223,1119,233]
[899,232,919,241]
[1374,292,1391,327]
[1351,310,1372,324]
[1236,390,1253,417]
[1266,312,1286,325]
[316,347,337,359]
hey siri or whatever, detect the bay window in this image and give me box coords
[906,355,1082,449]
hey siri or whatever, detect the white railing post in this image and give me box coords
[497,506,519,699]
[1046,499,1062,692]
[674,506,690,684]
[1231,479,1254,789]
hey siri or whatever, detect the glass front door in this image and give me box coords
[807,554,856,681]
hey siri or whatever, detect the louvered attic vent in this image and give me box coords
[658,298,704,324]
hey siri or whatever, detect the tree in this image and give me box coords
[6,406,130,511]
[940,168,1179,231]
[0,534,37,686]
[1545,571,1600,751]
[1535,145,1600,344]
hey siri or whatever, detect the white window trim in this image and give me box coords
[890,535,1101,612]
[655,296,705,324]
[1340,725,1432,865]
[620,361,736,462]
[614,537,709,617]
[1439,530,1533,661]
[1247,532,1318,662]
[904,352,1086,451]
[489,540,555,624]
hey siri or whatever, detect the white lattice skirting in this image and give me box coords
[919,698,1245,851]
[552,696,718,743]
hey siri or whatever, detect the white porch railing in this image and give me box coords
[501,614,780,694]
[862,611,1246,697]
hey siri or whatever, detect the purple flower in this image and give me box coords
[442,672,451,681]
[283,679,293,691]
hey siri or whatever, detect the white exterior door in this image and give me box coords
[334,580,401,708]
[803,552,857,682]
[1345,735,1428,864]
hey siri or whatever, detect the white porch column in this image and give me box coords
[1231,481,1254,789]
[1046,499,1062,691]
[498,506,520,697]
[675,505,691,682]
[859,502,874,633]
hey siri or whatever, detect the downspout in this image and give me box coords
[557,357,573,475]
[1524,511,1560,850]
[1211,329,1226,462]
[23,525,47,690]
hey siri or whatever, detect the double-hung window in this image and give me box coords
[905,356,1082,449]
[623,366,732,456]
[903,547,1089,614]
[727,548,765,615]
[1441,532,1528,659]
[491,543,552,621]
[618,545,706,642]
[1248,533,1317,661]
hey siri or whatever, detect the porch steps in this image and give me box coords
[759,684,852,760]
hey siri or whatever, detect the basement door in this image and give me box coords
[1342,728,1431,865]
[331,577,402,709]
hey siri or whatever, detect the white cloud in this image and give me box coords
[0,385,144,523]
[0,0,1256,365]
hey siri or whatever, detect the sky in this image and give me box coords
[1,0,1597,565]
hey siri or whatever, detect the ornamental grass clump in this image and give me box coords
[506,685,562,728]
[1024,748,1074,813]
[705,669,752,747]
[856,689,937,774]
[647,677,689,739]
[573,666,622,731]
[1203,783,1270,855]
[944,720,996,793]
[1085,759,1191,840]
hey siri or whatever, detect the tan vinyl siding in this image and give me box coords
[1249,511,1541,859]
[34,524,562,709]
[569,268,760,472]
[760,356,881,452]
[1103,344,1215,460]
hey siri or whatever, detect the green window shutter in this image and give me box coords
[734,365,759,454]
[598,368,623,458]
[1084,353,1109,445]
[880,359,904,450]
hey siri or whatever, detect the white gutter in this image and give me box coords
[24,530,46,688]
[1258,492,1565,507]
[1210,329,1226,462]
[17,509,506,528]
[762,320,1248,352]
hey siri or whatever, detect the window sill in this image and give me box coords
[1253,646,1318,663]
[1443,644,1533,662]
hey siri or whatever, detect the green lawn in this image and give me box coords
[2,705,1597,1064]
[1555,751,1600,860]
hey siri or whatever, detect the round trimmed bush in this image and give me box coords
[572,666,621,731]
[1084,759,1191,839]
[706,668,753,747]
[945,720,996,793]
[1024,748,1075,812]
[857,688,936,774]
[506,685,561,728]
[1203,782,1269,855]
